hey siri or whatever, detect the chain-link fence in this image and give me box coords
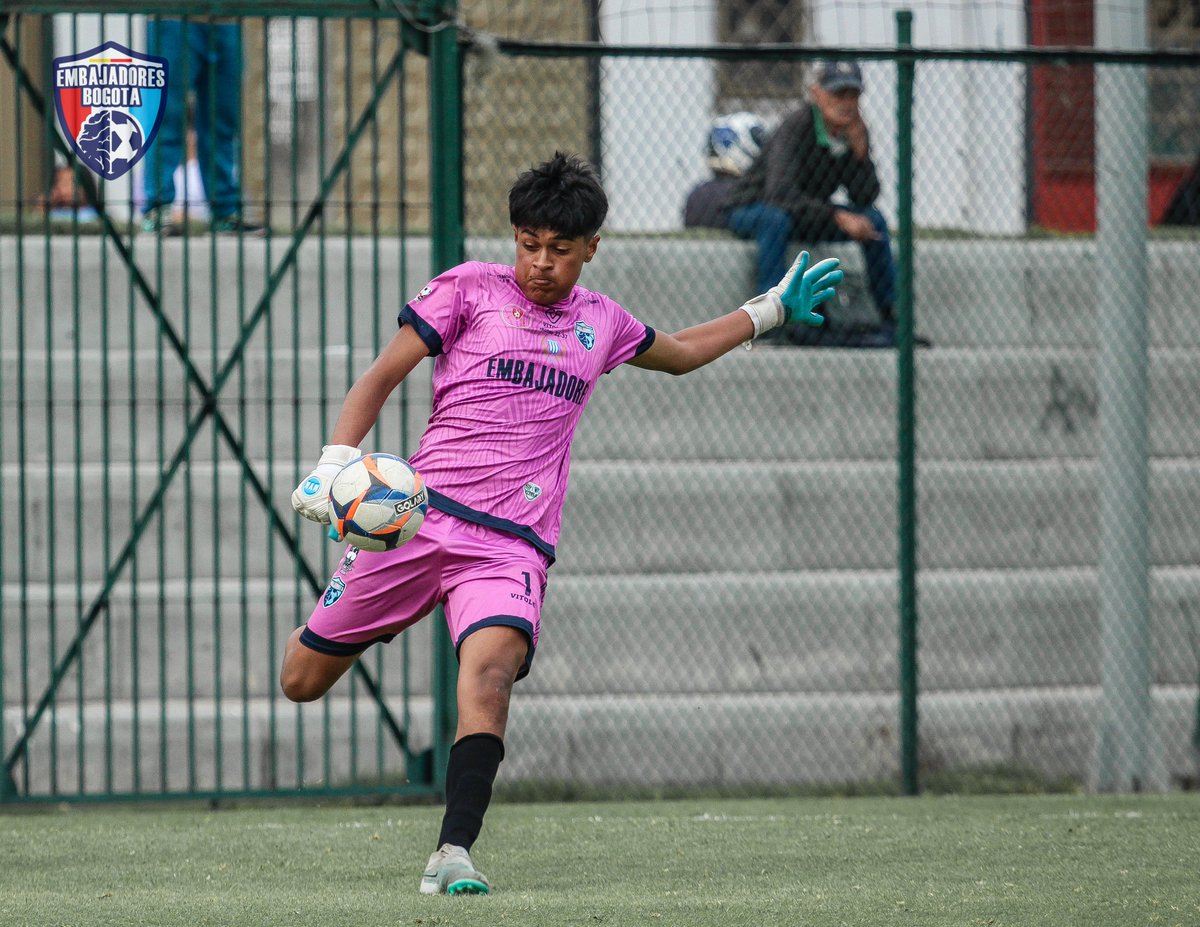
[2,2,1199,802]
[0,5,452,802]
[462,19,1200,796]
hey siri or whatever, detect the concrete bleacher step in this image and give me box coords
[503,685,1196,788]
[583,345,1200,461]
[7,566,1198,702]
[557,458,1200,574]
[0,348,432,466]
[5,232,1199,795]
[9,685,1195,794]
[914,239,1200,349]
[0,235,435,353]
[5,235,1199,352]
[3,693,436,797]
[3,576,435,703]
[4,457,1199,582]
[7,345,1200,464]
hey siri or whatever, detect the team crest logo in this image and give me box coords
[501,304,532,329]
[322,576,347,607]
[575,320,596,351]
[523,482,542,501]
[52,41,168,181]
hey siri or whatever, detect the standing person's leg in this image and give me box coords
[422,522,547,896]
[727,203,793,293]
[420,626,528,896]
[193,22,242,220]
[142,19,187,222]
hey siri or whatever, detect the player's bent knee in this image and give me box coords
[280,628,357,702]
[279,654,355,702]
[279,668,329,703]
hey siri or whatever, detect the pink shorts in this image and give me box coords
[300,509,549,679]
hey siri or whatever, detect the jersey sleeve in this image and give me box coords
[601,297,656,374]
[398,262,481,355]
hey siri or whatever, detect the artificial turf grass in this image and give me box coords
[1,792,1197,927]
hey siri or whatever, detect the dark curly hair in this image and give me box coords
[508,152,608,240]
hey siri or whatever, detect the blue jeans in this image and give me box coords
[728,203,897,316]
[143,20,243,219]
[727,203,793,295]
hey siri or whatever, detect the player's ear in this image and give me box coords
[584,235,600,262]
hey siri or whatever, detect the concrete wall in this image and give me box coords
[4,234,1199,794]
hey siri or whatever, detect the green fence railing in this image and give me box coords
[0,3,458,802]
[3,2,1200,803]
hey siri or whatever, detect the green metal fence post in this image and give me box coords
[895,8,920,797]
[427,2,464,793]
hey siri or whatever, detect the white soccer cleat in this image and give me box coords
[419,843,491,896]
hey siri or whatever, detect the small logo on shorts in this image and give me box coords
[523,482,542,501]
[323,576,346,607]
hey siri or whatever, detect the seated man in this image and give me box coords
[726,61,916,346]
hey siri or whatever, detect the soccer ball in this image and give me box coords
[76,109,144,176]
[328,453,428,552]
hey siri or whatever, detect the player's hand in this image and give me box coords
[834,209,879,242]
[291,444,361,525]
[778,250,843,326]
[738,250,842,337]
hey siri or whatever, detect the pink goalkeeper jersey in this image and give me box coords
[399,261,655,561]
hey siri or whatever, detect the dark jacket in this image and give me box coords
[728,103,881,239]
[683,174,739,229]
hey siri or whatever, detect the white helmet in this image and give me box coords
[705,111,767,176]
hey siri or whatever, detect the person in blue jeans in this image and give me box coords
[142,18,258,235]
[727,60,922,346]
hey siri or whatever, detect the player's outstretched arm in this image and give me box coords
[291,325,430,524]
[628,250,841,375]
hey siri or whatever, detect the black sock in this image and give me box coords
[437,733,504,851]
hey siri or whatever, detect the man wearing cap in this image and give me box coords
[727,60,904,346]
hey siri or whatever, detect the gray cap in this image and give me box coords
[815,60,864,92]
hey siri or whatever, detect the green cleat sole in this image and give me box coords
[447,879,490,896]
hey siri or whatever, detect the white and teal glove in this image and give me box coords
[739,250,843,338]
[290,444,361,525]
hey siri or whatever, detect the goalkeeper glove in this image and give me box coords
[291,444,361,525]
[739,250,844,338]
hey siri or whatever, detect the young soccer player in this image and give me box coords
[284,152,841,895]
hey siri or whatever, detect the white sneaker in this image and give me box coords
[419,843,491,895]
